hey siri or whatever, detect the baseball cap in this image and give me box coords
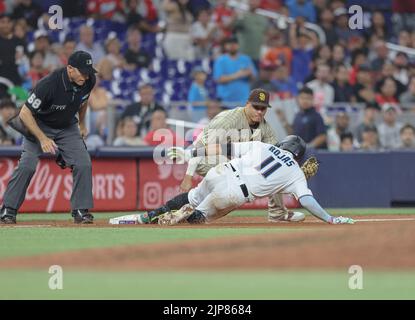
[248,88,271,108]
[382,103,399,113]
[68,51,97,76]
[334,7,348,17]
[34,30,49,41]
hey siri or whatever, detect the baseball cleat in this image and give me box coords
[268,211,305,223]
[0,206,17,224]
[72,209,94,224]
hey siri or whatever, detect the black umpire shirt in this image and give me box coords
[25,67,96,129]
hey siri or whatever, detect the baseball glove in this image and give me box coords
[301,156,319,179]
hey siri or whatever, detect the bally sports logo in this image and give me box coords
[0,158,136,212]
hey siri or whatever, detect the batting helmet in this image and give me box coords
[276,135,306,160]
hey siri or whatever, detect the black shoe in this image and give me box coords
[72,209,94,224]
[186,210,206,224]
[0,206,17,224]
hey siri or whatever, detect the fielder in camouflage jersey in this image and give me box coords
[179,88,305,222]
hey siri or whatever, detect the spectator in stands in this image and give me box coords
[375,77,400,109]
[319,8,337,47]
[59,37,77,66]
[190,8,218,60]
[399,124,415,149]
[76,25,106,64]
[364,11,391,41]
[0,99,20,145]
[162,0,195,61]
[327,112,350,151]
[121,83,165,138]
[314,45,332,67]
[349,49,369,86]
[286,0,316,23]
[124,27,151,69]
[11,0,42,30]
[0,13,24,89]
[212,0,235,44]
[13,19,28,42]
[353,64,377,106]
[144,109,185,146]
[125,0,163,33]
[291,86,327,149]
[331,44,347,69]
[263,29,292,72]
[232,0,269,66]
[24,51,49,91]
[354,103,380,143]
[88,75,112,137]
[272,62,298,99]
[339,132,355,152]
[306,63,334,111]
[187,67,208,123]
[374,62,406,97]
[360,126,380,151]
[289,17,317,85]
[86,0,124,21]
[400,76,415,109]
[370,40,390,72]
[113,117,145,147]
[97,33,126,80]
[332,64,354,103]
[393,52,410,86]
[251,59,279,94]
[213,36,257,108]
[377,104,403,149]
[334,7,360,46]
[32,31,61,72]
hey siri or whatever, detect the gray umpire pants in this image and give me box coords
[3,120,93,212]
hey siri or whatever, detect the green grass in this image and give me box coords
[15,208,415,221]
[0,270,414,300]
[0,227,296,259]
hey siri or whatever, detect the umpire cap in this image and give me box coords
[276,135,306,160]
[68,51,98,76]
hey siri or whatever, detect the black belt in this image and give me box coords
[228,163,249,199]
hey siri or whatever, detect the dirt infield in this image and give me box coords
[1,215,415,271]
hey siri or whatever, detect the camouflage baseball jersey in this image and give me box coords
[194,107,278,176]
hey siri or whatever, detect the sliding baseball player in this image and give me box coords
[111,135,354,225]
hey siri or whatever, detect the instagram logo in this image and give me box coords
[143,182,162,208]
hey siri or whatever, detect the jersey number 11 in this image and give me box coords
[255,156,282,179]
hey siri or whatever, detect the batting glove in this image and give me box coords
[167,146,192,163]
[330,216,355,224]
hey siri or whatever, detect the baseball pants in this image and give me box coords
[189,163,254,222]
[196,162,289,218]
[3,120,93,211]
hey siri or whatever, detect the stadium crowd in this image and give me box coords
[0,0,414,151]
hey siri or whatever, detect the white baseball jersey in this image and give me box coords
[230,141,312,199]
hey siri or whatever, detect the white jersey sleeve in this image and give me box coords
[232,141,264,158]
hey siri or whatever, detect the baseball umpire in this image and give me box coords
[178,88,308,223]
[0,51,97,224]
